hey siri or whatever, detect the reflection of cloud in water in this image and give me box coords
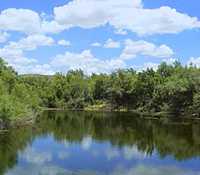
[5,165,72,175]
[123,146,146,160]
[6,164,102,175]
[106,148,120,160]
[81,136,92,150]
[57,151,70,160]
[20,147,52,164]
[91,150,100,157]
[61,140,69,148]
[6,164,200,175]
[111,165,200,175]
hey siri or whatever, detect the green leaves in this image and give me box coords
[0,57,200,119]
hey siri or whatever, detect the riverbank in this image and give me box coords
[0,115,36,132]
[43,104,200,120]
[1,106,199,131]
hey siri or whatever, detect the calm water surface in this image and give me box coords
[0,111,200,175]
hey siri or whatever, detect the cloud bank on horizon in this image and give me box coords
[0,0,200,74]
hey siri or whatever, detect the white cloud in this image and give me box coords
[0,8,41,34]
[104,38,121,48]
[0,8,65,35]
[141,62,159,71]
[91,42,101,47]
[135,57,180,72]
[0,34,54,74]
[0,36,126,75]
[1,1,199,36]
[187,57,200,68]
[162,57,178,65]
[114,29,128,35]
[19,64,54,75]
[0,31,9,43]
[0,47,37,68]
[137,58,178,72]
[112,6,200,36]
[41,20,65,34]
[58,40,71,46]
[91,39,121,48]
[51,50,126,75]
[53,0,200,35]
[5,34,54,51]
[120,39,173,60]
[54,0,141,29]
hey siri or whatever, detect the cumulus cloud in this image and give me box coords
[114,29,128,35]
[91,42,102,47]
[120,39,174,60]
[58,40,71,46]
[0,38,175,75]
[0,1,200,36]
[41,20,65,34]
[0,31,9,43]
[19,64,54,75]
[0,8,41,34]
[5,34,54,51]
[140,62,159,71]
[187,57,200,68]
[91,39,121,48]
[104,38,121,48]
[51,50,126,75]
[0,34,54,74]
[162,58,178,65]
[136,58,178,72]
[53,0,200,35]
[0,8,65,35]
[0,32,176,75]
[0,47,37,70]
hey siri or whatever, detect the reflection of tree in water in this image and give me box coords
[0,128,35,175]
[0,111,200,174]
[37,111,200,160]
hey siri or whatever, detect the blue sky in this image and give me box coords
[0,0,200,74]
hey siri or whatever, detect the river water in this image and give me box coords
[0,111,200,175]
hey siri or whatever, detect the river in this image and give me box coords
[0,111,200,175]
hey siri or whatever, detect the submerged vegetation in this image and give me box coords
[0,57,200,122]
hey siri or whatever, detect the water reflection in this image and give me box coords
[0,111,200,175]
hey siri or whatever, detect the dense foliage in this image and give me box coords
[0,57,200,121]
[0,58,40,121]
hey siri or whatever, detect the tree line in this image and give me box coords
[0,57,200,121]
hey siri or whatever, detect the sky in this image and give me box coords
[0,0,200,75]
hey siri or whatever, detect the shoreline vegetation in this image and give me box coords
[0,57,200,129]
